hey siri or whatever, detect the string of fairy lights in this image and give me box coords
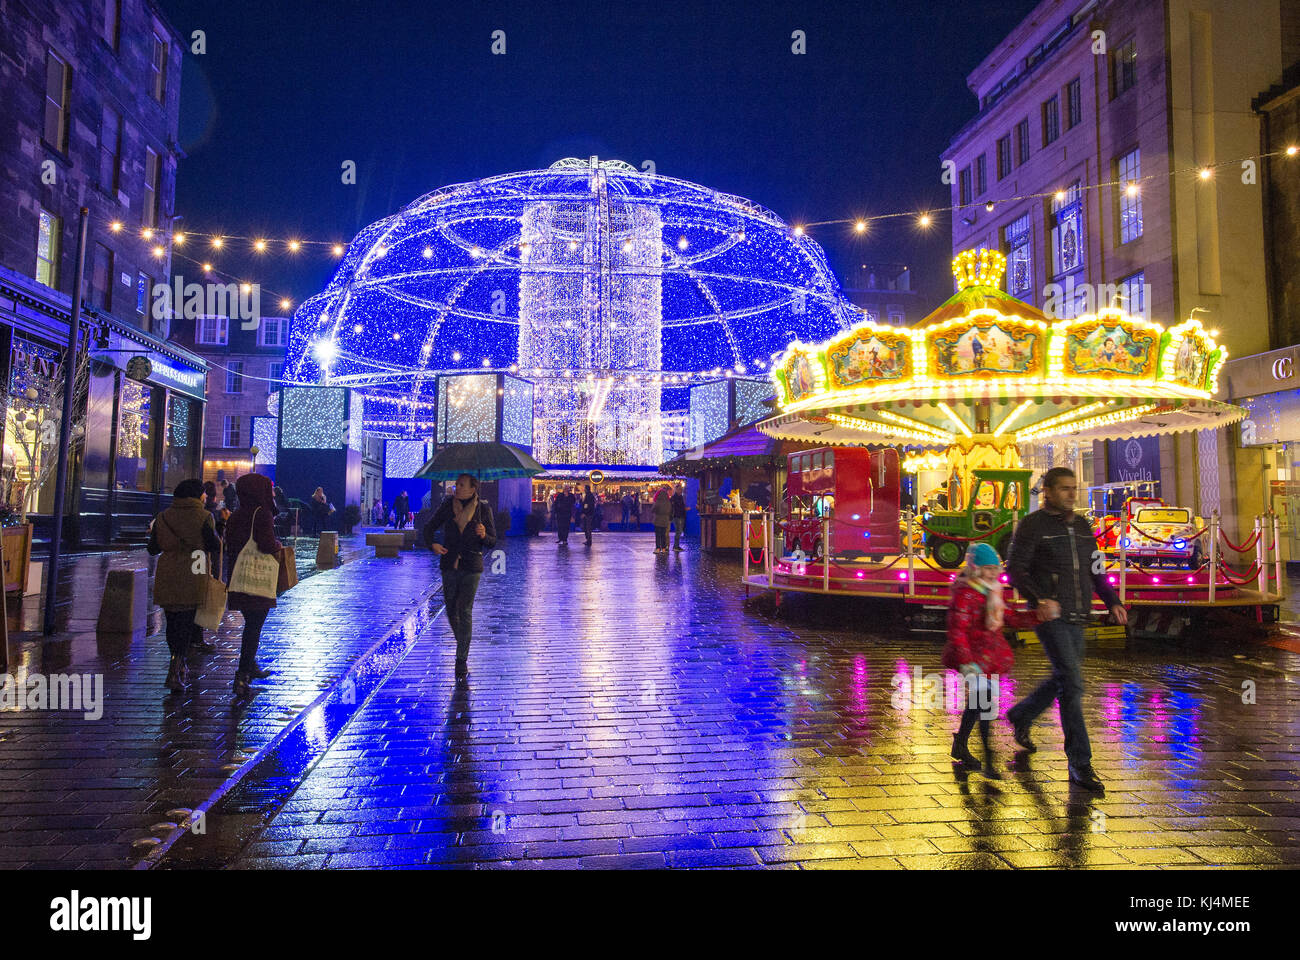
[94,143,1298,408]
[98,144,1298,302]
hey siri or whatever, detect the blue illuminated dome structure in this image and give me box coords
[286,158,857,467]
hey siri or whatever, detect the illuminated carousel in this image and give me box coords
[743,250,1281,634]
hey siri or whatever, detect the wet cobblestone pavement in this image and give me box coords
[0,533,437,869]
[211,534,1300,870]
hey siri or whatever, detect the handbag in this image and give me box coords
[276,545,298,594]
[228,508,279,599]
[195,541,227,630]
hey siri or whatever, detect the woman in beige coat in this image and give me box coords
[148,479,222,692]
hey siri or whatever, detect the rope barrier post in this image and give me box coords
[1119,516,1128,605]
[759,512,769,587]
[1254,515,1264,595]
[821,517,830,593]
[1274,512,1284,600]
[742,511,750,583]
[1208,512,1218,603]
[905,508,915,598]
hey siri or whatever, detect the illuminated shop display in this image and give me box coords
[690,380,731,448]
[283,158,854,466]
[502,375,533,448]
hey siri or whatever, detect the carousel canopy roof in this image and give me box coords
[759,249,1245,448]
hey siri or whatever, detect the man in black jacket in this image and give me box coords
[581,484,597,546]
[670,485,688,551]
[1005,466,1127,793]
[553,486,575,544]
[423,473,497,677]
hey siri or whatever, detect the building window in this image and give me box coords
[1042,95,1060,145]
[975,154,987,196]
[997,135,1012,180]
[1051,182,1085,278]
[44,50,71,152]
[886,306,905,325]
[1003,213,1033,299]
[1115,148,1143,244]
[197,316,229,346]
[150,31,168,103]
[268,361,284,391]
[1066,77,1082,128]
[91,243,114,311]
[959,166,972,206]
[1118,271,1146,319]
[225,361,243,394]
[99,106,121,193]
[223,416,241,448]
[1111,38,1137,99]
[1016,118,1031,165]
[258,315,287,347]
[117,380,158,492]
[102,0,120,48]
[143,148,160,228]
[36,209,61,288]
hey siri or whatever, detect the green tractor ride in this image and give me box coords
[923,468,1032,569]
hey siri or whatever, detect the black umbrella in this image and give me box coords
[413,442,546,481]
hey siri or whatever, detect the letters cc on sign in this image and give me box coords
[1272,356,1294,381]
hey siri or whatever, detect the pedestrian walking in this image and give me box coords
[553,486,575,544]
[581,484,597,545]
[224,473,283,696]
[148,479,222,692]
[202,480,227,539]
[652,485,672,554]
[943,542,1039,778]
[620,491,633,528]
[670,484,687,551]
[371,499,386,525]
[424,473,497,679]
[221,480,239,512]
[393,490,410,530]
[1005,466,1128,793]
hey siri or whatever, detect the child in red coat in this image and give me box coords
[943,542,1042,777]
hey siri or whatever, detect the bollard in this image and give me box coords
[316,531,339,570]
[97,568,149,634]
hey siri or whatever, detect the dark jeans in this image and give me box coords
[556,515,568,542]
[654,525,668,550]
[442,567,482,661]
[164,608,200,658]
[621,506,630,526]
[672,517,684,547]
[239,608,270,673]
[1009,620,1091,770]
[582,514,594,544]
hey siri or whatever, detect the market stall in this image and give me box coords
[661,422,811,551]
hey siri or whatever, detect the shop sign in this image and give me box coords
[125,356,152,382]
[1107,435,1162,487]
[143,354,205,399]
[9,336,63,400]
[1272,357,1293,382]
[589,469,604,484]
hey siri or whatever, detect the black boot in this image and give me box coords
[232,670,252,697]
[165,655,186,693]
[979,719,1001,779]
[951,733,982,770]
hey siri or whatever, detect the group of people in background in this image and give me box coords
[546,483,686,553]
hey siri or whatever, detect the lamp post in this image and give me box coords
[44,207,90,634]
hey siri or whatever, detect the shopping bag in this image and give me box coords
[195,572,227,629]
[229,508,279,599]
[276,545,298,594]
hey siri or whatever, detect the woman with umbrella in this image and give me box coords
[424,473,496,679]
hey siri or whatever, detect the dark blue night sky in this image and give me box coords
[156,0,1039,311]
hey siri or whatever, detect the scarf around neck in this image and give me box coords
[959,567,1005,631]
[452,494,478,533]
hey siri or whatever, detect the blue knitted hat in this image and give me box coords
[967,542,1001,567]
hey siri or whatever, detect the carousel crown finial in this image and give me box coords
[952,248,1006,291]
